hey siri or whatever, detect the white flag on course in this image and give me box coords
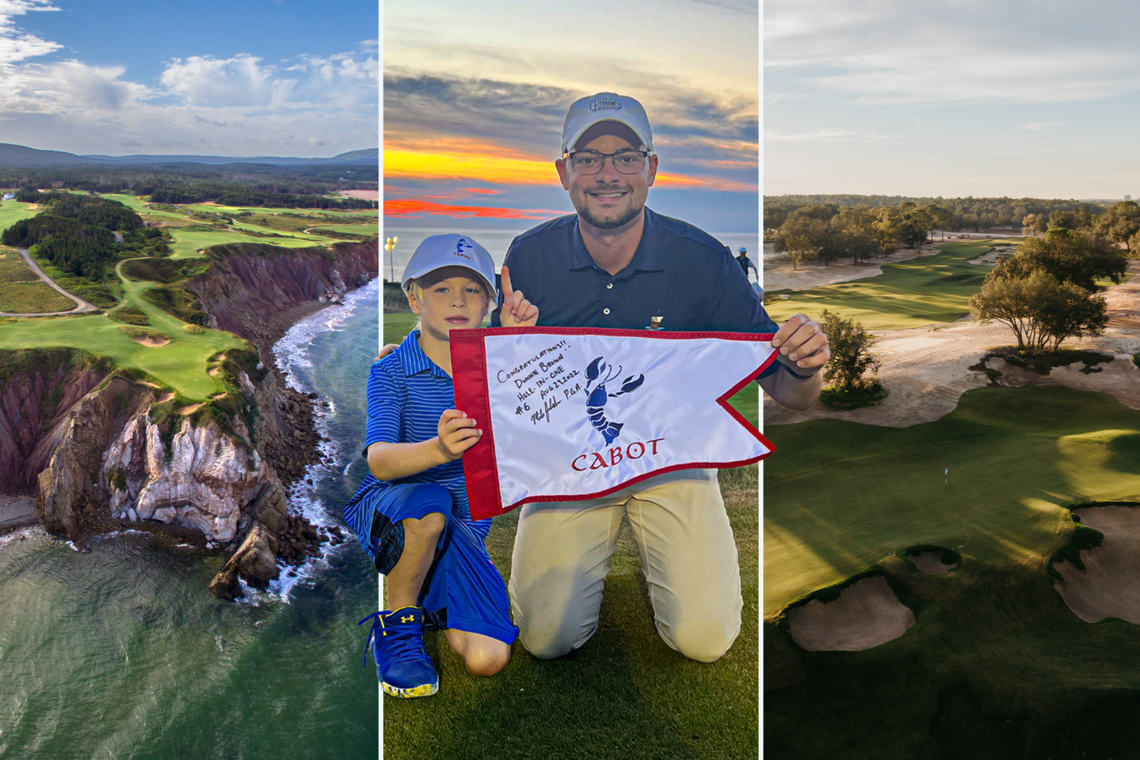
[450,327,778,520]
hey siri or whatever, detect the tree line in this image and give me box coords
[767,197,1140,270]
[1,164,377,210]
[765,194,1112,234]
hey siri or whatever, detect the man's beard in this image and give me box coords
[578,205,640,230]
[576,199,642,230]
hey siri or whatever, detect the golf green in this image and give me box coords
[764,240,1018,331]
[763,383,1140,615]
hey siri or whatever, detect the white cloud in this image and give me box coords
[1025,121,1062,131]
[765,0,1140,104]
[0,2,377,155]
[0,0,59,64]
[161,52,377,110]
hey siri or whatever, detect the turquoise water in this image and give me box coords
[0,283,381,759]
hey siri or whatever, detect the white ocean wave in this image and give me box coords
[274,278,379,392]
[266,278,377,603]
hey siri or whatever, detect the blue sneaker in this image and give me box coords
[359,607,439,698]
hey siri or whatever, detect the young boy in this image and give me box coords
[344,233,536,698]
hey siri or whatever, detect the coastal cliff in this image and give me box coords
[1,240,378,597]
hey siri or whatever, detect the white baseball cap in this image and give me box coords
[401,234,497,305]
[561,92,653,156]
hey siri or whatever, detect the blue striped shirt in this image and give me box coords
[344,330,490,558]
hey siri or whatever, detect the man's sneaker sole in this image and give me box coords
[382,680,439,698]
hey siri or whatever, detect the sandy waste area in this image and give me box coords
[765,259,1140,428]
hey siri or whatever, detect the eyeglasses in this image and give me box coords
[565,149,649,175]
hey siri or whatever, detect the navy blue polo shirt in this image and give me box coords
[491,208,780,378]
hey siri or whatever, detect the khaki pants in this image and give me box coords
[508,468,743,663]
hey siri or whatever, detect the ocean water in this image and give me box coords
[0,281,381,759]
[382,225,761,283]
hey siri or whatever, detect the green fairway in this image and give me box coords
[764,240,1017,330]
[382,311,759,760]
[0,257,246,399]
[166,225,328,260]
[0,200,42,233]
[764,384,1140,616]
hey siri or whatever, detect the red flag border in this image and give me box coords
[451,327,779,520]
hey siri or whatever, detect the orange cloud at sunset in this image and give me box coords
[385,199,566,220]
[384,139,722,189]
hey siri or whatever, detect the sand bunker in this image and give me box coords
[157,392,175,403]
[1054,506,1140,624]
[138,381,160,389]
[210,392,226,400]
[765,245,945,292]
[208,367,220,377]
[338,190,379,200]
[909,550,957,574]
[787,575,915,651]
[178,403,205,415]
[133,335,170,347]
[967,246,1014,266]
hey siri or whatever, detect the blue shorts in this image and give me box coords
[363,483,518,645]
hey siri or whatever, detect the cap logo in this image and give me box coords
[454,238,472,260]
[590,99,623,111]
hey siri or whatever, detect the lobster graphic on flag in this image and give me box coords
[584,356,645,446]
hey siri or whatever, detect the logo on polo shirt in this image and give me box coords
[590,98,623,112]
[583,355,645,446]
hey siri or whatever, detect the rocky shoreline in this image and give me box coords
[0,241,378,599]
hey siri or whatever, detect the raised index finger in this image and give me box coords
[501,265,514,302]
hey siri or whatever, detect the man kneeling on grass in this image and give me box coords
[344,234,537,698]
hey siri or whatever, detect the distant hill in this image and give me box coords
[0,143,378,168]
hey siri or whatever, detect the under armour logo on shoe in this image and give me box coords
[401,615,415,624]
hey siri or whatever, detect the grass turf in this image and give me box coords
[763,240,1018,330]
[763,384,1140,616]
[0,200,41,233]
[0,257,246,399]
[381,311,760,760]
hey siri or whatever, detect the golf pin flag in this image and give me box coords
[450,327,778,520]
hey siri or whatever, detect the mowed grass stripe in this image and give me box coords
[381,311,759,760]
[763,240,1015,330]
[763,384,1140,615]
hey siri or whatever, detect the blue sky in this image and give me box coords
[384,0,761,233]
[0,0,378,156]
[764,0,1140,200]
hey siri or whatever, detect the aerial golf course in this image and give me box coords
[764,240,1140,758]
[0,193,377,401]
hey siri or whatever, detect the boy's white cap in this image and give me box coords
[401,234,497,305]
[561,92,653,155]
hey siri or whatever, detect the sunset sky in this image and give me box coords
[383,0,760,233]
[0,0,377,157]
[765,0,1140,200]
